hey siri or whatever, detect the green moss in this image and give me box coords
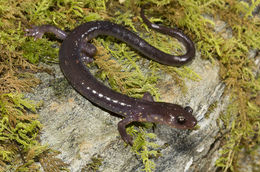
[118,1,260,171]
[1,0,259,171]
[81,154,104,172]
[0,0,85,170]
[0,93,39,170]
[0,93,69,171]
[205,101,218,119]
[39,150,69,172]
[22,38,59,64]
[140,1,259,171]
[127,124,161,172]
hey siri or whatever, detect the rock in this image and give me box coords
[25,47,229,172]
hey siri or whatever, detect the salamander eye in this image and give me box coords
[177,115,186,124]
[184,106,193,113]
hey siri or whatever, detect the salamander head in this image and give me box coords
[149,103,197,129]
[165,104,197,129]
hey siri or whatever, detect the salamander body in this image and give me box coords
[25,7,197,145]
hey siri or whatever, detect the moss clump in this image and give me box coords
[0,93,40,170]
[205,101,218,119]
[1,0,259,171]
[117,0,259,171]
[39,150,69,171]
[0,0,81,170]
[127,123,161,172]
[140,1,259,171]
[81,154,103,172]
[149,0,259,171]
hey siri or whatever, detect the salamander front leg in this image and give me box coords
[118,116,136,145]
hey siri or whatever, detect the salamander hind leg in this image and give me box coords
[80,55,94,64]
[142,92,154,102]
[118,116,136,145]
[80,41,97,64]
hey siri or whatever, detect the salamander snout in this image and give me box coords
[174,114,197,129]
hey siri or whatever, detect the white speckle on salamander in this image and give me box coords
[82,26,98,38]
[84,86,132,107]
[81,82,84,85]
[33,31,39,36]
[138,105,144,109]
[151,24,160,29]
[120,102,126,106]
[170,115,175,122]
[112,100,118,103]
[139,41,145,47]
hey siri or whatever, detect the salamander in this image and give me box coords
[25,7,197,145]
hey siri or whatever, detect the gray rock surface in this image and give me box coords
[25,49,229,172]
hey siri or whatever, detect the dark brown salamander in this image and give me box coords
[25,7,197,145]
